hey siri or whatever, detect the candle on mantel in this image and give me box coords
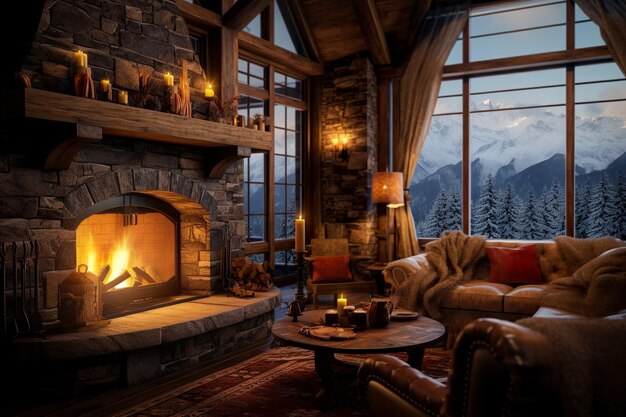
[337,294,347,314]
[295,216,305,253]
[205,82,215,98]
[101,79,110,93]
[74,50,88,68]
[164,72,174,87]
[118,90,128,105]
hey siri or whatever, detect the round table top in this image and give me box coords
[272,309,445,354]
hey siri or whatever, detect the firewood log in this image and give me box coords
[104,271,131,292]
[132,266,156,283]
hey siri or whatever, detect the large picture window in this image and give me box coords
[412,0,626,240]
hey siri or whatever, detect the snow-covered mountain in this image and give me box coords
[416,99,626,185]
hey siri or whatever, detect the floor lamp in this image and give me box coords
[371,172,404,263]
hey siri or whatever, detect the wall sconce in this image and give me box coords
[332,134,349,161]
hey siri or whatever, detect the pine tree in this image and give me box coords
[587,173,617,237]
[444,188,462,231]
[520,190,546,239]
[424,188,448,237]
[542,178,565,238]
[497,184,520,239]
[472,174,499,238]
[575,181,593,238]
[612,173,626,239]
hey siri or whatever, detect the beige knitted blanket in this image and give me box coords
[401,231,486,318]
[541,238,626,316]
[517,316,626,417]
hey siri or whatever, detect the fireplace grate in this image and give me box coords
[1,241,42,341]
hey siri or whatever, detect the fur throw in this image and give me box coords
[517,316,626,417]
[541,246,626,316]
[415,231,486,317]
[554,235,625,275]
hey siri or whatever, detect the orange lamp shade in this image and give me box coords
[371,172,404,205]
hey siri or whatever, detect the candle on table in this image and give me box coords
[164,72,174,87]
[118,90,128,105]
[101,79,110,93]
[205,82,215,98]
[74,50,88,68]
[337,294,347,312]
[295,216,305,253]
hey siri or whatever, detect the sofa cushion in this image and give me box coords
[310,255,353,283]
[441,281,513,312]
[485,244,543,284]
[535,242,568,282]
[503,284,545,315]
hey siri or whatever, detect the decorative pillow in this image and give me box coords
[485,244,543,285]
[311,255,353,283]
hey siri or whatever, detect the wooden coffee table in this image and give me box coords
[271,309,445,408]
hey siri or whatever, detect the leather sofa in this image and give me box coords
[383,240,570,346]
[358,309,626,417]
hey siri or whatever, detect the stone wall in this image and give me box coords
[0,0,245,326]
[320,56,378,257]
[23,0,209,113]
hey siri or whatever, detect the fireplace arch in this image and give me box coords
[63,170,226,318]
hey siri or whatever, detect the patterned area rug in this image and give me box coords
[113,346,451,417]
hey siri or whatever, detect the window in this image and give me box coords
[238,59,267,89]
[239,61,306,281]
[243,152,266,242]
[575,62,626,238]
[412,0,626,240]
[272,92,304,280]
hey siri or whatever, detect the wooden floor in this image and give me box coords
[5,285,376,417]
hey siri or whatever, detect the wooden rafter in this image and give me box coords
[351,0,391,66]
[283,0,323,64]
[407,0,433,52]
[223,0,270,32]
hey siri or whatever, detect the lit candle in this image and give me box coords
[332,137,339,149]
[101,79,110,93]
[74,50,88,68]
[337,294,347,314]
[205,82,215,98]
[341,135,348,148]
[295,216,305,253]
[118,90,128,105]
[164,72,174,87]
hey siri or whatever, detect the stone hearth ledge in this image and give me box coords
[16,287,281,361]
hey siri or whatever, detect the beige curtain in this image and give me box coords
[393,3,469,258]
[575,0,626,74]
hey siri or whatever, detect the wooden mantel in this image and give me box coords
[7,88,272,174]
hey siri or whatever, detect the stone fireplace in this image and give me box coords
[1,0,280,393]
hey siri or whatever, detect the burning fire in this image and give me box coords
[84,231,137,289]
[76,212,174,290]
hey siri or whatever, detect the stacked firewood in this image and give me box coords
[230,258,274,294]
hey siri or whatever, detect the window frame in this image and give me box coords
[428,0,616,238]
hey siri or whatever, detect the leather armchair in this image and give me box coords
[357,318,561,417]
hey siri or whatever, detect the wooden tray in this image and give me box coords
[299,326,356,340]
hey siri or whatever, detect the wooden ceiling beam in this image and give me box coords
[223,0,270,32]
[284,0,323,64]
[239,32,324,77]
[407,0,433,53]
[351,0,391,66]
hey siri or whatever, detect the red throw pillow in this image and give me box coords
[311,255,353,283]
[485,244,543,285]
